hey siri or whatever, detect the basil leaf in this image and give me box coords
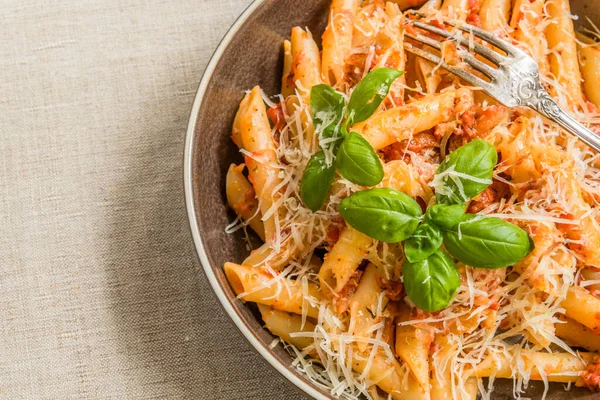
[404,223,443,263]
[310,84,345,139]
[336,131,384,186]
[300,150,336,212]
[402,249,460,312]
[346,68,404,126]
[443,214,534,269]
[339,188,422,242]
[434,139,497,205]
[425,203,467,230]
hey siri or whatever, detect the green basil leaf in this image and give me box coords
[339,188,422,242]
[300,150,336,212]
[404,223,443,263]
[425,203,467,230]
[402,249,460,312]
[434,139,497,205]
[310,84,346,139]
[443,214,534,269]
[346,68,404,126]
[336,131,384,186]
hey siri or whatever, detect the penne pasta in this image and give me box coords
[224,262,322,318]
[561,286,600,335]
[258,304,316,350]
[321,0,360,86]
[440,0,469,21]
[237,86,281,242]
[290,27,323,98]
[395,307,433,391]
[352,347,429,400]
[578,39,600,108]
[353,88,474,150]
[348,263,385,352]
[318,226,372,294]
[545,0,584,109]
[281,40,294,98]
[555,317,600,353]
[226,164,265,241]
[221,2,600,398]
[510,0,549,77]
[479,0,510,32]
[470,350,596,384]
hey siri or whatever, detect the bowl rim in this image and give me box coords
[183,1,328,399]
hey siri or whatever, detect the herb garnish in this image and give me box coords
[300,68,404,212]
[338,139,534,312]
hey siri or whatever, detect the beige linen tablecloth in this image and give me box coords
[0,1,308,398]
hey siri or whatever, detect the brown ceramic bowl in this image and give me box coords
[184,1,600,398]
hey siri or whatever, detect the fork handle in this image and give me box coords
[528,94,600,153]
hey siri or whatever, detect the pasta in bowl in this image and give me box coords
[186,0,600,398]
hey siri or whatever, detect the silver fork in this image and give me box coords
[403,11,600,152]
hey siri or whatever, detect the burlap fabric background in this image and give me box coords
[0,0,308,398]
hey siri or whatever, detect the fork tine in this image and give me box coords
[410,20,507,66]
[403,42,495,91]
[405,32,499,80]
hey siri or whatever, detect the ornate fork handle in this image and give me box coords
[513,74,600,152]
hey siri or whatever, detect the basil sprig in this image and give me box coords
[346,68,404,126]
[300,68,404,212]
[300,150,337,212]
[404,223,443,263]
[335,139,534,312]
[403,249,460,312]
[443,214,534,269]
[336,132,384,186]
[339,188,422,242]
[434,139,497,205]
[310,84,345,139]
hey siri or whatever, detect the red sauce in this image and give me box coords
[582,356,600,392]
[266,104,285,131]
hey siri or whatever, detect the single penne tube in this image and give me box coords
[440,0,469,21]
[284,94,318,152]
[226,164,266,241]
[321,0,360,86]
[415,57,443,95]
[238,86,281,242]
[349,263,384,352]
[545,0,583,108]
[395,307,433,391]
[290,27,323,98]
[510,0,549,77]
[257,304,316,350]
[479,0,510,32]
[561,286,600,335]
[224,262,322,318]
[430,334,454,400]
[419,0,441,11]
[555,317,600,353]
[578,37,600,108]
[351,347,429,400]
[318,226,372,294]
[562,213,600,268]
[281,40,294,98]
[581,266,600,293]
[430,336,481,400]
[372,15,406,102]
[469,350,596,383]
[242,241,293,270]
[353,88,474,150]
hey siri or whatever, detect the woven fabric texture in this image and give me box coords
[0,0,308,398]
